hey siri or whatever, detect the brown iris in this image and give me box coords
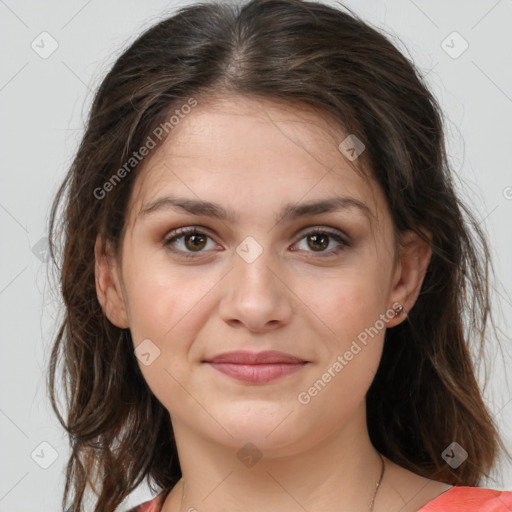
[307,233,329,251]
[184,233,208,251]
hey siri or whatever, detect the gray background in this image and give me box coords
[0,0,511,510]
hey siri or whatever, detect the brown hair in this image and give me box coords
[47,0,510,510]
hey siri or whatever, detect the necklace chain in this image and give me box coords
[369,453,386,512]
[179,452,386,512]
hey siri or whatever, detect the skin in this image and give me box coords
[95,95,452,512]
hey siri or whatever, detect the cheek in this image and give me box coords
[125,274,176,343]
[123,256,217,405]
[300,264,387,345]
[295,264,388,405]
[296,275,387,425]
[123,252,204,342]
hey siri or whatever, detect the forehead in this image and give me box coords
[126,95,389,231]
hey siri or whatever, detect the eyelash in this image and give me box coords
[163,226,351,259]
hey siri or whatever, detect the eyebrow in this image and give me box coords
[138,195,373,223]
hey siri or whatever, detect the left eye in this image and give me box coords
[292,227,350,256]
[163,226,350,258]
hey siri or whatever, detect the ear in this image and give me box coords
[386,229,432,327]
[94,235,130,329]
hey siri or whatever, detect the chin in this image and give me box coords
[201,402,315,452]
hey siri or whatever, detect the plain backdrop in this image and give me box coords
[0,0,511,510]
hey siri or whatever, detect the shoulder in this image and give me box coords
[125,493,165,512]
[418,486,512,511]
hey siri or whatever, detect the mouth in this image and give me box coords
[203,350,308,384]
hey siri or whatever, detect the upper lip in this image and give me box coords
[204,350,306,364]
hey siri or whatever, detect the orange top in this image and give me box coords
[417,486,512,511]
[127,486,512,512]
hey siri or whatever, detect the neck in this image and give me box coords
[164,402,385,512]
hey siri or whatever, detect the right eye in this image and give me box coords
[163,226,220,258]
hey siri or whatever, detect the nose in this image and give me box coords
[218,246,293,334]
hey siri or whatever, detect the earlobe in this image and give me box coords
[387,229,432,327]
[94,235,130,329]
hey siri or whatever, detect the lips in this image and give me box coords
[204,350,308,384]
[205,350,306,364]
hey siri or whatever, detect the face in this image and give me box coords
[95,95,430,456]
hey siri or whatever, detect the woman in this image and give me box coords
[47,0,512,511]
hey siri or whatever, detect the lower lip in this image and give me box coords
[206,362,307,384]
